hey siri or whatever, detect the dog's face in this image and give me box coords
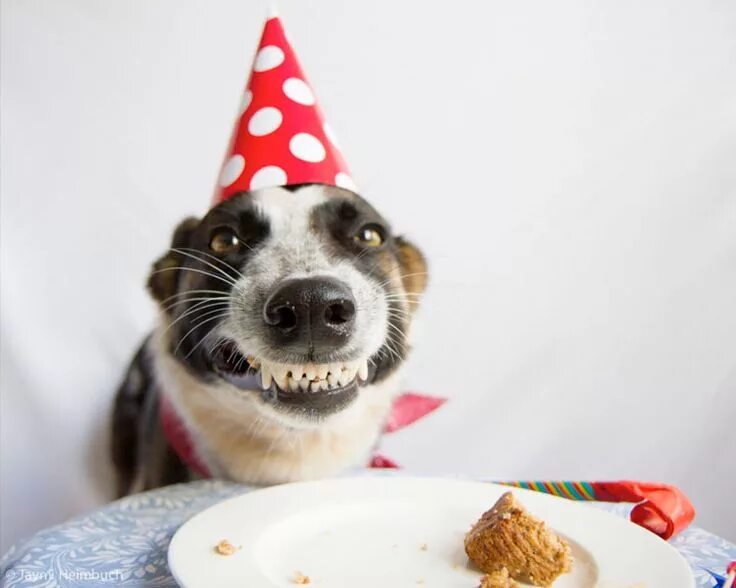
[149,184,426,426]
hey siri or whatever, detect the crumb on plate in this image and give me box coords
[293,571,310,584]
[420,543,428,551]
[214,539,240,556]
[480,567,518,588]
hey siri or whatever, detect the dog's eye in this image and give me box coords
[354,224,384,248]
[209,229,240,254]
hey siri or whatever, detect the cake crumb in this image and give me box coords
[480,567,519,587]
[292,571,310,584]
[214,539,240,556]
[420,543,428,551]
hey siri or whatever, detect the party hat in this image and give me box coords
[214,14,356,204]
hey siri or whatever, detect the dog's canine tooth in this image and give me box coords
[337,368,352,386]
[272,366,289,390]
[260,366,273,390]
[358,360,368,382]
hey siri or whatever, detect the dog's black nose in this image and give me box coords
[263,277,356,352]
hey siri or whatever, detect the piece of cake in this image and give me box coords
[479,567,519,587]
[465,492,572,586]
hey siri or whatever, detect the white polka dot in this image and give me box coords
[247,107,282,136]
[323,123,340,148]
[253,45,284,72]
[289,133,326,162]
[250,166,287,189]
[335,172,358,192]
[282,78,315,105]
[238,90,252,116]
[218,155,245,187]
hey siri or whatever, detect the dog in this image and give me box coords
[111,183,427,496]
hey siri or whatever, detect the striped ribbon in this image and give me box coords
[497,480,695,540]
[500,480,596,501]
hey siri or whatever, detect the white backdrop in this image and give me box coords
[2,0,735,551]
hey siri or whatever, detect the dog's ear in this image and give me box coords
[395,236,428,310]
[147,217,200,306]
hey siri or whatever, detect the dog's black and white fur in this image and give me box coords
[111,184,427,496]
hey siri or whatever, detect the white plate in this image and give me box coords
[168,476,694,587]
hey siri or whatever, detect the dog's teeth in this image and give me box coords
[358,360,368,382]
[337,368,351,386]
[255,361,369,391]
[272,367,289,390]
[261,367,272,390]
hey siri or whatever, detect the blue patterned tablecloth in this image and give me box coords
[1,479,734,587]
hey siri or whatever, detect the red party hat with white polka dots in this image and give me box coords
[214,13,356,204]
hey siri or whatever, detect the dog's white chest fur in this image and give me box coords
[150,328,399,484]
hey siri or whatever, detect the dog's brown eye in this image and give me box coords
[354,224,384,248]
[210,229,240,254]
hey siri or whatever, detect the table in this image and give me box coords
[1,479,734,587]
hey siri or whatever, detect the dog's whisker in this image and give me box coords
[374,270,429,286]
[174,246,250,272]
[171,247,246,282]
[386,308,412,318]
[159,289,230,305]
[163,296,230,313]
[372,271,428,290]
[384,292,424,299]
[386,322,408,338]
[163,300,232,335]
[174,310,231,356]
[151,266,240,289]
[207,336,229,357]
[381,335,404,363]
[386,306,411,315]
[183,314,233,359]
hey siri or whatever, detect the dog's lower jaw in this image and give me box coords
[150,327,399,485]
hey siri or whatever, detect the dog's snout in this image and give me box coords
[263,277,356,351]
